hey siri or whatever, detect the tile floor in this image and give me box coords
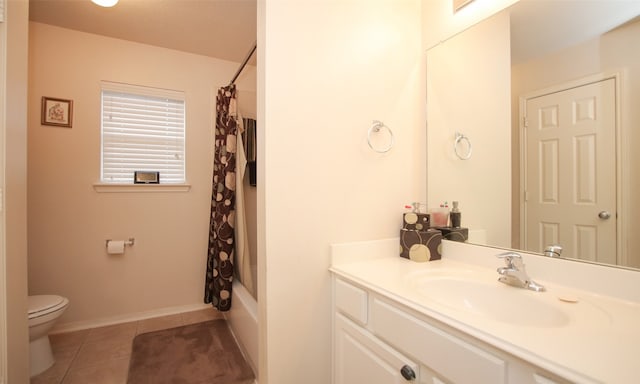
[31,308,224,384]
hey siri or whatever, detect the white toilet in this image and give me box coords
[28,295,69,377]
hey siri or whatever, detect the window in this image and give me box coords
[100,82,186,184]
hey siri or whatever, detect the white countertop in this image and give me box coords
[330,239,640,384]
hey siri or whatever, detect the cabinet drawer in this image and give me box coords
[335,278,368,325]
[335,313,419,383]
[370,298,506,384]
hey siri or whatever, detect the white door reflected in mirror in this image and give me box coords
[522,77,617,265]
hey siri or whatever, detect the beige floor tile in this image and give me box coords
[34,308,233,384]
[85,322,137,344]
[50,329,90,351]
[31,374,61,384]
[31,367,64,384]
[70,338,132,371]
[136,313,184,335]
[30,344,79,384]
[181,307,224,325]
[62,357,129,384]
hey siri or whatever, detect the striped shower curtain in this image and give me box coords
[204,85,238,311]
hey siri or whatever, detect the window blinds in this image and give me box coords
[101,82,186,184]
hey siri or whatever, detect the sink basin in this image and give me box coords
[409,276,571,327]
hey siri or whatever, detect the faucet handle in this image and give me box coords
[496,251,523,268]
[544,244,563,258]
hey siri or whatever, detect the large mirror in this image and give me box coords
[426,0,640,270]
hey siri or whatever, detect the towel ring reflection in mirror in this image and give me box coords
[367,120,395,153]
[454,131,472,160]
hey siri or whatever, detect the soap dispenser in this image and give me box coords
[402,202,430,231]
[450,201,461,228]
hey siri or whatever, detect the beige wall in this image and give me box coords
[512,19,640,268]
[21,1,519,383]
[426,11,512,247]
[258,1,425,383]
[27,22,256,328]
[5,0,30,382]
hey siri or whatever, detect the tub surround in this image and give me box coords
[330,239,640,383]
[226,280,259,376]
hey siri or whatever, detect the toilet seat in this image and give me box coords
[28,295,68,320]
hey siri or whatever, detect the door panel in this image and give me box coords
[525,78,616,264]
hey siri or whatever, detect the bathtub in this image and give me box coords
[225,280,258,377]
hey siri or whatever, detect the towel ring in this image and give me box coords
[454,132,472,160]
[367,120,395,153]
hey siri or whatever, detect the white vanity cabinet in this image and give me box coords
[333,278,422,384]
[332,276,571,384]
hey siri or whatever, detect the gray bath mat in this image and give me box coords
[127,319,254,384]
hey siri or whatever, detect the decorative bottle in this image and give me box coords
[450,201,461,228]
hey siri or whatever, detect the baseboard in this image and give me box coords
[51,302,212,334]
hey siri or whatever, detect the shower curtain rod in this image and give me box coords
[229,42,257,86]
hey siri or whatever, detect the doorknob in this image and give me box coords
[598,211,611,220]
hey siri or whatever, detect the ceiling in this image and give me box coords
[33,0,638,70]
[510,0,640,64]
[29,0,257,64]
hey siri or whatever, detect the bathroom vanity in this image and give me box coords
[330,239,640,383]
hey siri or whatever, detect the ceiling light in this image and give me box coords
[91,0,119,7]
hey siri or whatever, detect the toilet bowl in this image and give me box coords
[28,295,69,377]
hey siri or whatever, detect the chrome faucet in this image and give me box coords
[496,252,545,292]
[543,244,563,258]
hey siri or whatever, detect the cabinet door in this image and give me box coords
[335,313,419,384]
[508,359,573,384]
[420,364,450,384]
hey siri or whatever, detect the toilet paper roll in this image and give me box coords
[107,240,125,255]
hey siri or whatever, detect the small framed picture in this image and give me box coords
[41,97,73,128]
[134,171,160,184]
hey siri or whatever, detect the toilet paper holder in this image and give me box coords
[105,238,135,248]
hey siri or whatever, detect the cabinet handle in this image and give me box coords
[400,365,416,381]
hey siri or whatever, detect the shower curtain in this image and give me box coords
[204,85,239,311]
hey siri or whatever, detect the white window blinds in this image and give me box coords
[101,82,186,184]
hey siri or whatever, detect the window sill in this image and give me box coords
[93,183,191,193]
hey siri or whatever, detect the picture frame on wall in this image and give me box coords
[134,171,160,184]
[41,96,73,128]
